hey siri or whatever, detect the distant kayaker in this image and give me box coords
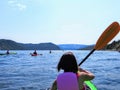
[49,50,52,53]
[6,50,10,54]
[33,50,37,55]
[50,52,95,90]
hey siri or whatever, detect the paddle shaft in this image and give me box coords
[78,49,95,66]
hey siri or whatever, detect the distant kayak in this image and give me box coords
[0,53,6,55]
[0,52,17,56]
[30,53,42,56]
[30,53,38,56]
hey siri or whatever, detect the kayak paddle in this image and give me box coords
[79,22,120,66]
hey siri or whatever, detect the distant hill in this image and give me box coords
[0,39,24,50]
[104,40,120,51]
[80,40,120,51]
[1,39,119,50]
[22,43,60,50]
[80,45,95,50]
[58,44,89,50]
[0,39,60,50]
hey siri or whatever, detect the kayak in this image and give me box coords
[30,53,38,56]
[0,52,17,56]
[48,81,97,90]
[84,81,97,90]
[45,81,97,90]
[30,53,43,56]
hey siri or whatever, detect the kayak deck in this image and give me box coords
[85,81,97,90]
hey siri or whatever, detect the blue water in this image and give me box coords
[0,50,120,90]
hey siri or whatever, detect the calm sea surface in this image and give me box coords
[0,50,120,90]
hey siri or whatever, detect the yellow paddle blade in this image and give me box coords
[95,22,120,50]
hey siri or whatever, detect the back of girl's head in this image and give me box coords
[57,52,78,73]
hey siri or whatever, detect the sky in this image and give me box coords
[0,0,120,45]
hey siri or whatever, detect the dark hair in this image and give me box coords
[57,52,78,73]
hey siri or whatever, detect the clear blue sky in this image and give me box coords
[0,0,120,44]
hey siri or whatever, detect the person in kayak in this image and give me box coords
[33,50,37,55]
[49,50,52,53]
[6,50,10,54]
[50,52,95,90]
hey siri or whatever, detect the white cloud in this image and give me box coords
[16,3,27,11]
[8,0,27,11]
[8,0,16,4]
